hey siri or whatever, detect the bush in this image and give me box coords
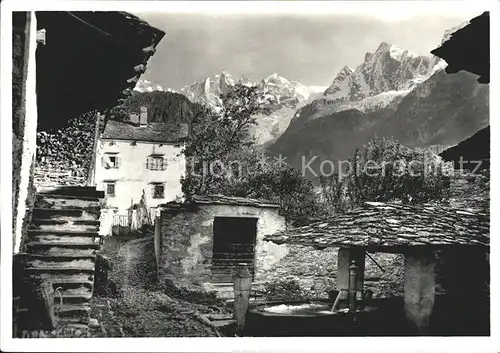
[347,137,451,205]
[318,138,452,214]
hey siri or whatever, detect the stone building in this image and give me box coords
[95,108,188,212]
[11,11,165,337]
[265,201,489,335]
[154,195,288,297]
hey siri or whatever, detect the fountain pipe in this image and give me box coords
[330,289,347,312]
[348,260,358,312]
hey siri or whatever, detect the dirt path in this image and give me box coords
[119,238,145,290]
[90,236,224,337]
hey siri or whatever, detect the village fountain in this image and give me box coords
[239,261,386,336]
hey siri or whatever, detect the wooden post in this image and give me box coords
[87,111,101,186]
[233,263,252,334]
[404,249,436,332]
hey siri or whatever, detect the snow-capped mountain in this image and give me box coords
[133,79,177,93]
[290,41,446,125]
[181,71,235,109]
[270,22,489,175]
[324,42,433,101]
[323,66,353,97]
[181,71,316,109]
[180,71,324,144]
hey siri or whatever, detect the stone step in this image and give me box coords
[30,219,100,232]
[54,287,93,304]
[32,208,100,220]
[27,253,96,261]
[56,304,91,318]
[33,208,83,218]
[25,258,95,272]
[56,316,90,325]
[28,235,101,246]
[26,241,101,250]
[40,274,94,288]
[37,186,104,199]
[28,247,97,258]
[35,195,100,209]
[28,229,102,237]
[28,230,102,243]
[31,218,101,226]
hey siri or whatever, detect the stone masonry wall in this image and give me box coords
[258,244,404,298]
[156,203,404,298]
[157,204,286,287]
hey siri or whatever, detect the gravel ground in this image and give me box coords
[90,236,230,337]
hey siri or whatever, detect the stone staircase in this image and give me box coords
[22,186,104,329]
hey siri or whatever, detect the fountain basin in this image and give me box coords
[245,300,379,336]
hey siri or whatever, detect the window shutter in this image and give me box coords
[101,156,105,167]
[116,157,121,168]
[163,158,168,171]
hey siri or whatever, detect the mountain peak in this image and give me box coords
[265,72,282,81]
[376,41,392,52]
[324,41,433,101]
[341,65,353,74]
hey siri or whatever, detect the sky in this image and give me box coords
[136,8,483,91]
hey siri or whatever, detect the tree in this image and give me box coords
[319,137,452,212]
[181,84,274,197]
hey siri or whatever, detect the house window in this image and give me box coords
[102,154,120,169]
[105,182,116,197]
[152,183,165,199]
[147,156,167,171]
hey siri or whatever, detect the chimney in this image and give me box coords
[139,106,148,126]
[180,123,190,139]
[130,113,139,124]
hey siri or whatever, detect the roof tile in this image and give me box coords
[101,120,188,143]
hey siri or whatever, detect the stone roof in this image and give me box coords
[191,194,279,208]
[101,120,188,143]
[35,11,165,130]
[439,126,490,170]
[431,11,489,83]
[159,194,279,212]
[265,201,489,251]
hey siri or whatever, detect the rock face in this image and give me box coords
[324,42,431,102]
[323,66,353,97]
[270,24,489,174]
[271,70,488,175]
[291,41,438,127]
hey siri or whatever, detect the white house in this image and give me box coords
[95,107,188,215]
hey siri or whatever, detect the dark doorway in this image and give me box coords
[211,217,258,283]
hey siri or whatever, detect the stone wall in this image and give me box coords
[156,202,405,298]
[13,12,39,254]
[12,12,29,246]
[156,203,286,288]
[258,244,404,298]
